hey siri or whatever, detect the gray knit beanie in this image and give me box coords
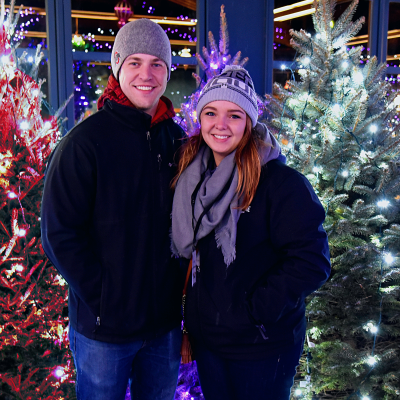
[196,66,258,127]
[111,19,171,80]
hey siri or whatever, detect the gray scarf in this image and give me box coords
[171,123,284,266]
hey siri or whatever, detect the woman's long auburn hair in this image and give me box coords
[172,116,265,211]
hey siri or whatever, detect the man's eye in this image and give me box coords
[153,63,162,67]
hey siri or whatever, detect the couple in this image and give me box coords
[41,18,330,400]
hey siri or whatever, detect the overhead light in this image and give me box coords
[274,0,314,14]
[274,8,315,22]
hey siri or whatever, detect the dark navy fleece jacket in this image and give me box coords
[41,100,186,343]
[185,159,331,360]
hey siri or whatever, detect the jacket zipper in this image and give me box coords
[146,131,151,151]
[94,278,104,332]
[157,154,162,170]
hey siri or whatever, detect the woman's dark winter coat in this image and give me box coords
[185,159,331,360]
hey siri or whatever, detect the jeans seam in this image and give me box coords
[273,354,281,382]
[73,328,79,399]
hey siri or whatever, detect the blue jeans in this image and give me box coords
[69,325,182,400]
[194,340,303,400]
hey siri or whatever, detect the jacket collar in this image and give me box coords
[102,100,152,131]
[98,74,175,128]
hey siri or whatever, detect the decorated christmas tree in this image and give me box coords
[264,0,400,398]
[0,1,74,398]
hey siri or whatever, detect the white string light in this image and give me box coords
[377,199,390,208]
[367,356,377,365]
[384,253,394,265]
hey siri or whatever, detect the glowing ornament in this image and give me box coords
[72,34,85,48]
[114,0,133,28]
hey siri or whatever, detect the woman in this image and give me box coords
[171,66,330,400]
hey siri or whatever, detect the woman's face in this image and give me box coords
[200,100,247,166]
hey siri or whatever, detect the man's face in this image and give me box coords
[119,53,168,117]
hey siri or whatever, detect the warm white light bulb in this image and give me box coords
[281,64,286,70]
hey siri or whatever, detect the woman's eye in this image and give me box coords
[231,114,241,119]
[205,112,215,116]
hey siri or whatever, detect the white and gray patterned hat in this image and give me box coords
[196,66,258,127]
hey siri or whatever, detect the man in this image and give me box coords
[41,19,186,400]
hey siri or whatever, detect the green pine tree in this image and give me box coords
[264,0,400,398]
